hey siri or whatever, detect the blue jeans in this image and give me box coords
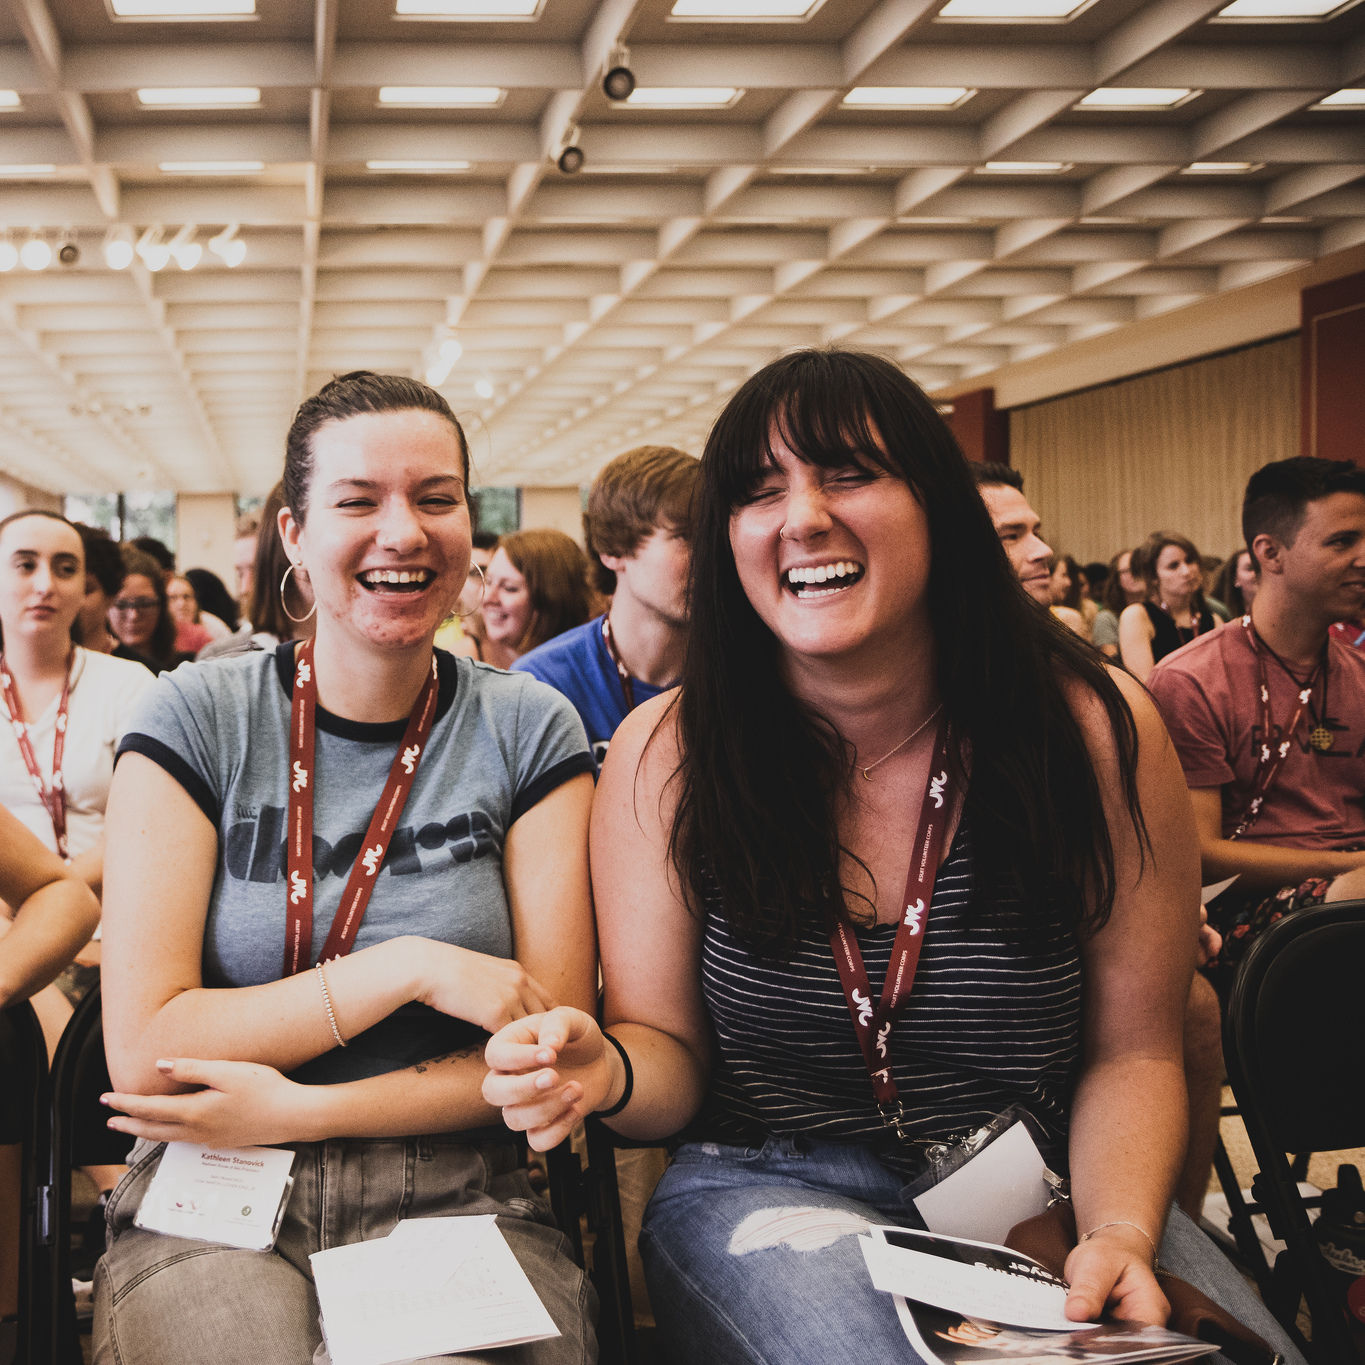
[93,1135,596,1365]
[640,1135,1305,1365]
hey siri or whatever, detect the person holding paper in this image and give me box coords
[94,371,598,1365]
[483,350,1303,1365]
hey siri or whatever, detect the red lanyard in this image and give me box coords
[0,650,75,860]
[283,638,439,976]
[601,616,636,713]
[830,719,955,1141]
[1233,616,1322,840]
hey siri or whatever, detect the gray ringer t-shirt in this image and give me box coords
[118,644,592,1085]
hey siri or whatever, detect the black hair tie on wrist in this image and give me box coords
[597,1032,634,1118]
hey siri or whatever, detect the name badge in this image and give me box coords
[134,1141,295,1251]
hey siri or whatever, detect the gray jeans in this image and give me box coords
[93,1135,597,1365]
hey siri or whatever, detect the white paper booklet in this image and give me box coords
[862,1225,1219,1364]
[310,1215,560,1365]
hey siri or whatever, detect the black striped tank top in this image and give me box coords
[696,818,1082,1172]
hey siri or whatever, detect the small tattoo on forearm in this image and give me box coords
[411,1045,480,1075]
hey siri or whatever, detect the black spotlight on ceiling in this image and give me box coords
[56,232,80,267]
[602,46,635,101]
[556,127,585,174]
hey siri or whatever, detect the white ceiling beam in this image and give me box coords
[1112,185,1262,216]
[1093,0,1230,84]
[65,43,314,89]
[865,45,1093,87]
[327,124,539,162]
[979,91,1085,160]
[1321,219,1365,253]
[1081,164,1179,215]
[1122,44,1340,88]
[843,0,944,76]
[630,45,843,88]
[331,42,581,87]
[99,125,311,162]
[763,89,842,159]
[120,185,307,223]
[1192,90,1322,160]
[1007,128,1191,161]
[1156,217,1255,257]
[1227,129,1365,163]
[784,127,982,165]
[1265,164,1365,214]
[994,218,1076,259]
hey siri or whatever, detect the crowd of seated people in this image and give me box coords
[9,351,1358,1365]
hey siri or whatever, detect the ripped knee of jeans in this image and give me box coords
[727,1206,873,1255]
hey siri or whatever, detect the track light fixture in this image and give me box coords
[56,230,80,267]
[425,335,463,387]
[104,226,135,269]
[208,222,246,267]
[168,223,202,270]
[556,126,585,174]
[20,232,51,270]
[136,226,170,271]
[603,46,635,101]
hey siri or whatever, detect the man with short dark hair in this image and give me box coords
[1151,455,1365,989]
[972,463,1055,605]
[514,444,697,767]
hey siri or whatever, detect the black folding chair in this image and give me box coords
[1223,898,1365,1363]
[545,1120,669,1365]
[1,1001,54,1365]
[41,983,107,1365]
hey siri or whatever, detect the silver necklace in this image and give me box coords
[859,703,944,781]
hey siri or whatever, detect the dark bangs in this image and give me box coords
[707,349,946,510]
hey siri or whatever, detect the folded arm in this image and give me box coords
[0,806,101,1008]
[1189,786,1362,891]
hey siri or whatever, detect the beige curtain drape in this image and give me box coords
[1009,336,1301,565]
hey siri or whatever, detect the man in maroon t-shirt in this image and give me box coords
[1150,455,1365,991]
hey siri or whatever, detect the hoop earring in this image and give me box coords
[455,560,487,620]
[280,563,317,625]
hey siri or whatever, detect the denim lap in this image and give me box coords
[640,1137,1307,1365]
[94,1136,596,1365]
[640,1137,932,1365]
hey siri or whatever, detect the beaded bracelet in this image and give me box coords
[1080,1219,1158,1268]
[315,961,347,1049]
[596,1032,634,1118]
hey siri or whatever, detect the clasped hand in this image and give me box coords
[103,1058,311,1149]
[482,1006,615,1151]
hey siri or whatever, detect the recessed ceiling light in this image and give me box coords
[159,160,264,173]
[1181,161,1263,173]
[111,0,255,14]
[1261,215,1312,223]
[0,91,21,109]
[670,0,820,15]
[366,159,473,171]
[395,0,539,13]
[937,0,1090,14]
[623,87,742,108]
[1215,0,1346,15]
[0,164,56,175]
[978,160,1072,173]
[769,166,873,175]
[1313,88,1365,107]
[377,86,503,106]
[137,86,260,106]
[1077,87,1196,108]
[842,86,973,109]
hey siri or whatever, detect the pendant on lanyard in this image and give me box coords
[829,718,955,1144]
[0,649,75,860]
[1233,617,1323,839]
[283,639,440,976]
[601,616,636,714]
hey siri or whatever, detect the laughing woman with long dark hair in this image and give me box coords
[484,350,1302,1365]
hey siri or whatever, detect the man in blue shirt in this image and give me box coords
[515,445,697,769]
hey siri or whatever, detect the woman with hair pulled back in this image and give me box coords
[95,371,598,1364]
[1118,531,1215,682]
[483,349,1302,1364]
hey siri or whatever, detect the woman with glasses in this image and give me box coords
[107,550,192,675]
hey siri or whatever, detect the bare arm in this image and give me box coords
[484,696,710,1147]
[1063,670,1199,1325]
[1188,786,1362,891]
[102,753,560,1102]
[1117,604,1156,683]
[106,772,597,1145]
[0,806,100,1008]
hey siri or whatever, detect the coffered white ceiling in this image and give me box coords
[1,0,1363,494]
